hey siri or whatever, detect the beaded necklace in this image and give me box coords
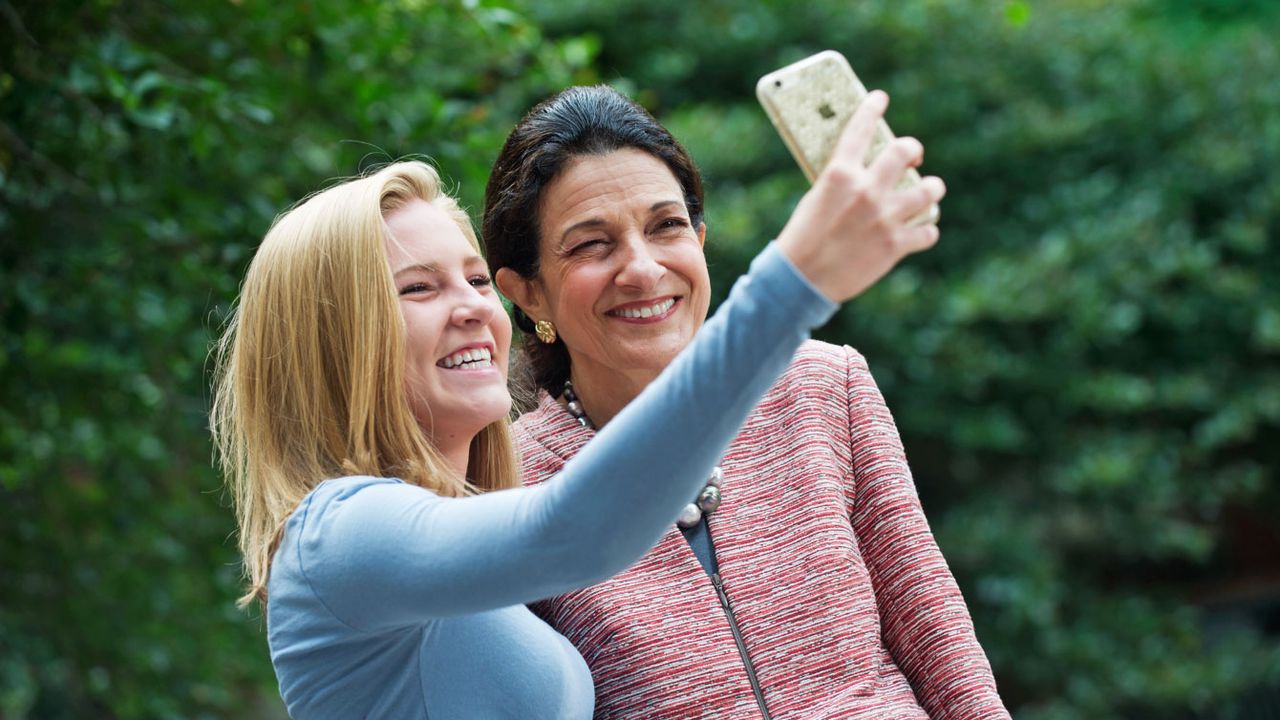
[562,379,723,529]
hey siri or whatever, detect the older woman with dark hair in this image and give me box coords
[488,85,1008,719]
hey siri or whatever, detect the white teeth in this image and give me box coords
[440,347,492,369]
[615,298,674,319]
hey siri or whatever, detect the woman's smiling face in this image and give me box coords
[384,199,512,452]
[506,148,711,398]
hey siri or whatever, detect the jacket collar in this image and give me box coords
[516,390,597,463]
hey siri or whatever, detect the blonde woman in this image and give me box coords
[210,93,939,719]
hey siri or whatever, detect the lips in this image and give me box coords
[607,297,678,320]
[437,345,494,370]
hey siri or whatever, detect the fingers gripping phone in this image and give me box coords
[756,50,940,225]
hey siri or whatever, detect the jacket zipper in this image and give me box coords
[710,572,773,719]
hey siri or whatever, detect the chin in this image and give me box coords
[474,394,514,427]
[634,339,691,369]
[421,394,513,436]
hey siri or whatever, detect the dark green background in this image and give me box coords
[2,0,1278,717]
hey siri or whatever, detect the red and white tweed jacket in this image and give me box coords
[516,340,1010,720]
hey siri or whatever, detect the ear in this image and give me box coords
[696,221,707,248]
[496,267,549,322]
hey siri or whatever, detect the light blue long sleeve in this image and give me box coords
[266,243,836,719]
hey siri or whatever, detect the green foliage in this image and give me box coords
[2,0,1277,717]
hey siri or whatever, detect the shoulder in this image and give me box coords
[276,477,439,609]
[293,476,409,521]
[283,476,422,550]
[736,340,857,439]
[792,338,854,367]
[271,477,413,612]
[772,339,868,396]
[782,340,894,429]
[743,340,884,443]
[305,475,406,502]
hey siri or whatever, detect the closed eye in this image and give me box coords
[569,239,606,254]
[469,274,493,288]
[399,282,434,296]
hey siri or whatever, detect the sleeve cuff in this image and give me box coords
[746,241,839,330]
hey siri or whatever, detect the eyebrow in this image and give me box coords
[392,254,486,278]
[557,200,685,245]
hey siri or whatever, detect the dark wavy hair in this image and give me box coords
[483,85,705,397]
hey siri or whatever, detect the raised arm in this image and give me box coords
[290,90,946,633]
[843,345,1010,719]
[291,244,833,630]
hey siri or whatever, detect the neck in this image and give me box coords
[433,432,474,484]
[567,366,659,428]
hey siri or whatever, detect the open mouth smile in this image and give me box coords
[437,345,494,370]
[607,297,678,321]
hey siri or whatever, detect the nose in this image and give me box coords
[450,286,495,326]
[614,236,665,291]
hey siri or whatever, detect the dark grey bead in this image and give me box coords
[697,485,722,513]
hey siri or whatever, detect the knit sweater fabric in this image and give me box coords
[516,340,1011,720]
[262,243,837,719]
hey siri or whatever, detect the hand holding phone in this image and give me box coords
[757,50,940,226]
[757,51,947,302]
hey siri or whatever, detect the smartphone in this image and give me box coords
[756,50,939,225]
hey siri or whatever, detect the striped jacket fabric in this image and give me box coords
[515,340,1011,719]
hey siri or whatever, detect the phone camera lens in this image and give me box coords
[774,80,782,88]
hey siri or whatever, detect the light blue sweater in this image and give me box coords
[265,243,836,718]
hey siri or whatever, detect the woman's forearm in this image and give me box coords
[291,244,835,630]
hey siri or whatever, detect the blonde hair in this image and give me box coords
[210,161,518,608]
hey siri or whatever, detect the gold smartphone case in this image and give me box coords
[756,50,938,224]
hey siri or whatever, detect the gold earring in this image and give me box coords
[534,319,557,344]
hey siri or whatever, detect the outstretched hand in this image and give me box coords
[776,90,946,303]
